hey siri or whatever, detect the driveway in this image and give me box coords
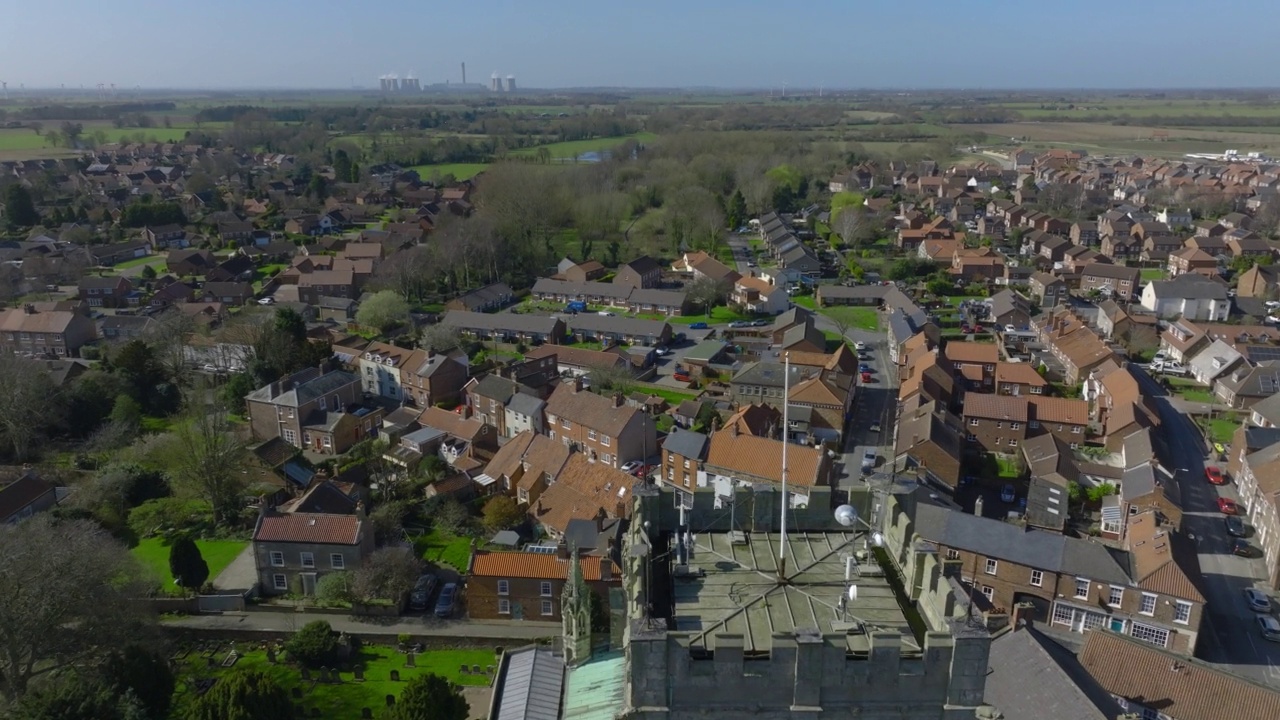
[212,546,258,594]
[1134,367,1280,687]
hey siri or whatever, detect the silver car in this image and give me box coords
[1245,587,1272,613]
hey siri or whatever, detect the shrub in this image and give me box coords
[284,620,340,669]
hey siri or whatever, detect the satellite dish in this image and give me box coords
[847,584,858,601]
[834,504,858,527]
[871,531,885,547]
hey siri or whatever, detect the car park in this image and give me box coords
[1000,484,1016,503]
[1245,588,1272,613]
[434,582,458,618]
[1257,615,1280,642]
[1205,467,1225,485]
[410,574,438,611]
[1217,497,1239,515]
[1225,515,1247,537]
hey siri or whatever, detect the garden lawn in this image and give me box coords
[413,529,472,573]
[1167,378,1215,404]
[132,538,249,595]
[791,295,817,310]
[1140,267,1167,282]
[112,254,165,270]
[1199,417,1239,446]
[818,305,879,331]
[173,645,495,719]
[641,387,697,405]
[665,306,753,325]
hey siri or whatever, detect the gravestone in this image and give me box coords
[362,709,374,720]
[405,652,415,668]
[319,668,330,683]
[459,664,470,674]
[390,670,400,682]
[291,688,303,700]
[487,665,495,675]
[472,665,482,674]
[386,695,396,707]
[301,668,312,682]
[354,668,365,682]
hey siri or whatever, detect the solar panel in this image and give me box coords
[1245,345,1280,363]
[525,544,558,554]
[1261,375,1278,395]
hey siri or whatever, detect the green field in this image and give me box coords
[408,162,489,180]
[0,124,208,152]
[173,644,495,719]
[412,529,471,573]
[509,132,657,159]
[131,538,249,595]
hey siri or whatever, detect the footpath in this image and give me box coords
[164,610,560,642]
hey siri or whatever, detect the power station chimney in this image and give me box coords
[461,62,466,85]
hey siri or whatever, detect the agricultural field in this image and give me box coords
[989,97,1280,121]
[408,162,489,180]
[966,121,1280,157]
[508,132,657,159]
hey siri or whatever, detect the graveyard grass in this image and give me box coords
[173,642,495,718]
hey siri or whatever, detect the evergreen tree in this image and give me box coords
[333,149,353,184]
[727,189,747,230]
[167,536,210,592]
[383,674,467,720]
[100,645,175,720]
[186,669,294,720]
[4,184,40,227]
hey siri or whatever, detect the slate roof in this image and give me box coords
[507,391,545,418]
[984,629,1117,720]
[1149,274,1229,300]
[494,646,565,720]
[0,473,56,522]
[441,310,564,336]
[911,501,1131,584]
[545,384,642,438]
[662,429,708,460]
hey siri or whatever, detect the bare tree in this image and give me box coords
[0,516,154,699]
[419,323,462,353]
[833,206,873,252]
[686,275,729,318]
[352,547,422,603]
[0,355,64,461]
[157,391,249,527]
[586,361,637,397]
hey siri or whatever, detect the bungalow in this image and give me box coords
[444,283,515,313]
[565,315,671,347]
[200,281,254,305]
[440,310,566,345]
[89,241,150,266]
[624,288,690,316]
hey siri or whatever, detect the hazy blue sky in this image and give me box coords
[1,0,1274,90]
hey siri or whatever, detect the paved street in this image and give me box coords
[1134,368,1280,687]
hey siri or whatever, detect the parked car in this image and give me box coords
[409,574,438,611]
[1004,324,1016,333]
[1000,484,1016,503]
[861,449,877,474]
[1205,467,1226,485]
[1234,539,1260,558]
[1225,515,1248,537]
[597,311,615,316]
[689,322,709,329]
[859,364,872,373]
[620,460,643,474]
[751,319,769,327]
[434,582,458,618]
[1217,497,1239,515]
[860,371,873,383]
[1257,615,1280,642]
[869,421,882,433]
[1245,587,1272,613]
[854,341,867,351]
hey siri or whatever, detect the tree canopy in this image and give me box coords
[186,669,295,720]
[356,289,412,331]
[383,673,468,720]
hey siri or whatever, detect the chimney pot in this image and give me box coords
[613,392,624,408]
[572,377,583,393]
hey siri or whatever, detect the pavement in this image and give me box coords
[164,611,562,640]
[1133,366,1280,687]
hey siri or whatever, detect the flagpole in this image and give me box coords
[779,351,790,582]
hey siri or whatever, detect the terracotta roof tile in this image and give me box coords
[1028,397,1090,425]
[963,395,1028,422]
[944,342,999,365]
[704,430,828,487]
[531,454,633,534]
[470,550,611,581]
[994,362,1048,387]
[254,512,363,545]
[1126,512,1204,602]
[1079,631,1280,720]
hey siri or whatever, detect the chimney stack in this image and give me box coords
[612,392,624,408]
[459,404,472,420]
[572,377,583,393]
[600,558,613,581]
[22,303,35,314]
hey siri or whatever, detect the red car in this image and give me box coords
[1217,497,1239,515]
[973,325,984,333]
[1205,467,1226,485]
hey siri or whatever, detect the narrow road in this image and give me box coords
[1134,368,1280,687]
